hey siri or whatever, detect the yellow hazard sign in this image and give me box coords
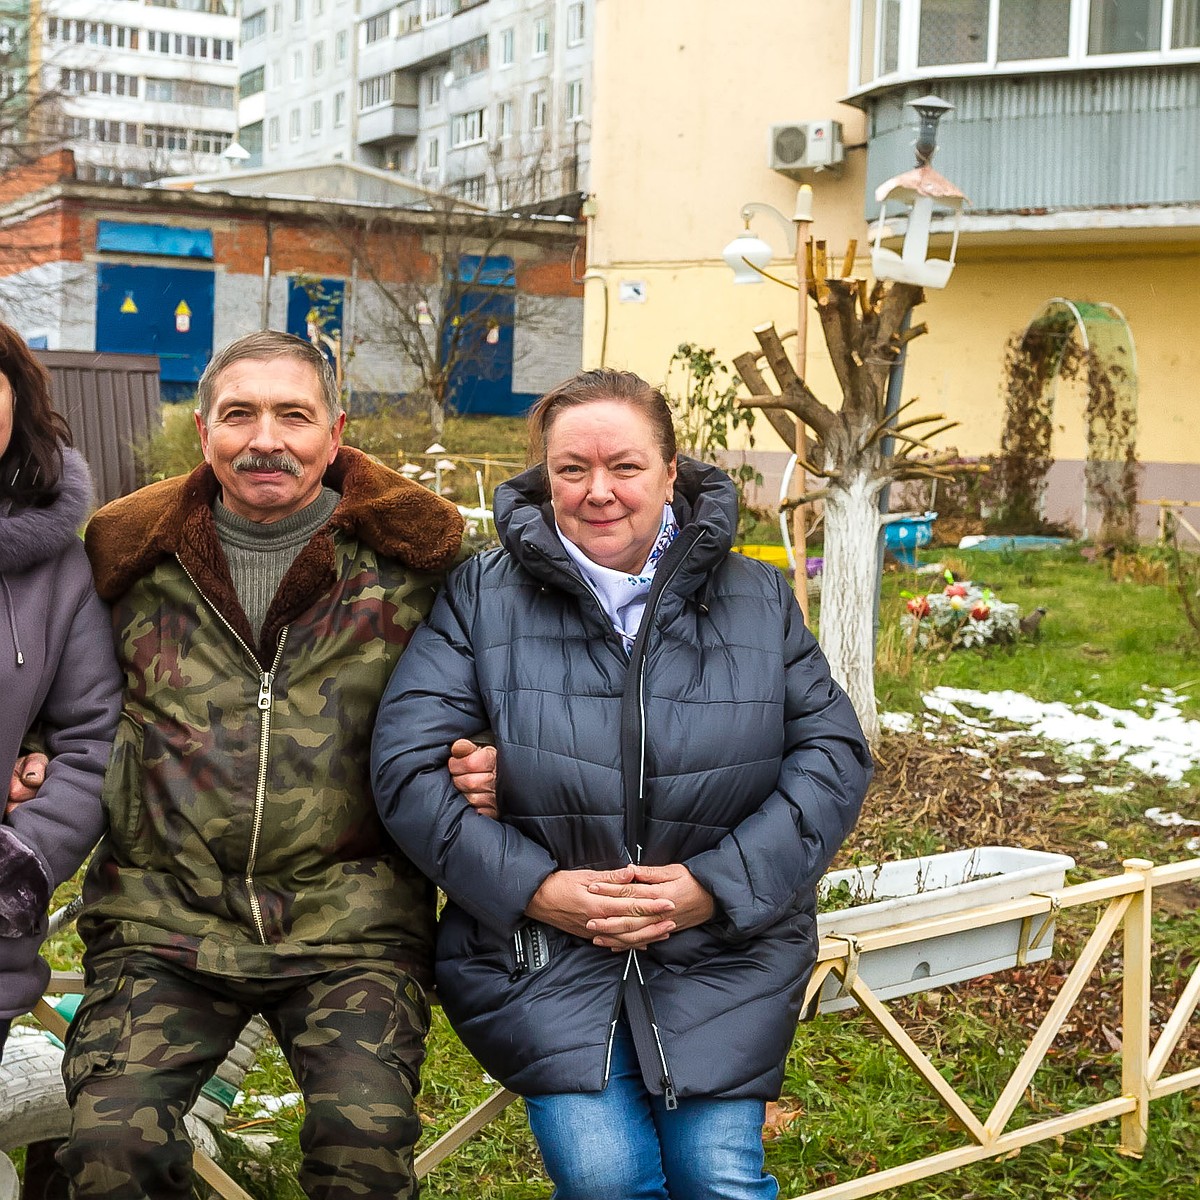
[120,293,137,314]
[174,299,192,333]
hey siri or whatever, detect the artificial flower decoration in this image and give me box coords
[901,571,1019,649]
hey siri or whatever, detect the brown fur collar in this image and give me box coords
[86,447,464,663]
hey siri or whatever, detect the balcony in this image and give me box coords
[357,102,419,146]
[858,64,1200,222]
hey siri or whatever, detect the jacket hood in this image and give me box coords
[493,454,739,595]
[0,448,93,574]
[86,446,464,605]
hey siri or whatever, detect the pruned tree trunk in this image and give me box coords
[819,470,885,745]
[734,267,967,747]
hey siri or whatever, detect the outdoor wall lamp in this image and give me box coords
[721,185,814,285]
[871,95,965,290]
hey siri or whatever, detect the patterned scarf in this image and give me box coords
[556,504,679,652]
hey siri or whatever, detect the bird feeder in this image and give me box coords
[871,96,966,291]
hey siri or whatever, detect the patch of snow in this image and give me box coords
[1004,768,1048,782]
[1144,807,1200,828]
[246,1092,303,1116]
[917,687,1200,783]
[879,711,915,733]
[1057,773,1087,784]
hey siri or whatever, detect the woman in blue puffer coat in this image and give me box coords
[372,368,871,1200]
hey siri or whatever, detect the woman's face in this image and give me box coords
[0,372,12,461]
[545,399,677,574]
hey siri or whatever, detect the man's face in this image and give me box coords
[195,356,344,524]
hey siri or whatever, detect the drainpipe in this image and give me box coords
[260,215,272,328]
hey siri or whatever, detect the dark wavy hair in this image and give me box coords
[526,368,678,468]
[0,322,71,507]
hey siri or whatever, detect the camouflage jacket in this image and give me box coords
[80,448,464,984]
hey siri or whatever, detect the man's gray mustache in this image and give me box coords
[232,453,303,477]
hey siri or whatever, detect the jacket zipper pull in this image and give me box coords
[663,1079,678,1111]
[257,671,274,711]
[509,929,528,982]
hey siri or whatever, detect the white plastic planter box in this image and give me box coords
[813,846,1075,1015]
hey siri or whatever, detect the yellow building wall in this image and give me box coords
[585,0,870,453]
[585,0,1197,473]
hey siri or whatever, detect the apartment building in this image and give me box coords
[236,0,357,169]
[36,0,239,185]
[582,0,1200,534]
[238,0,592,210]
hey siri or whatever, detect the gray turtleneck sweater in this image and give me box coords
[213,486,340,638]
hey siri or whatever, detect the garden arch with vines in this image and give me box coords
[998,299,1139,543]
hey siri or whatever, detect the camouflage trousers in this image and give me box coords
[58,952,430,1200]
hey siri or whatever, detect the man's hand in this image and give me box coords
[585,863,715,950]
[7,752,48,815]
[526,866,677,946]
[448,739,498,819]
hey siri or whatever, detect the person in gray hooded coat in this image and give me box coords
[373,369,872,1200]
[0,323,121,1059]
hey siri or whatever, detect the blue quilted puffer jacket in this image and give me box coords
[372,456,871,1101]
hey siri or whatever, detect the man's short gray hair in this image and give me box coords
[196,331,343,427]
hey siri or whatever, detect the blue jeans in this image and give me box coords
[525,1020,778,1200]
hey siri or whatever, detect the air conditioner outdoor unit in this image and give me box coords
[768,120,844,175]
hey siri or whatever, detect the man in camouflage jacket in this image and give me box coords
[58,331,466,1200]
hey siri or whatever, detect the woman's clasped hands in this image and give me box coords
[526,863,715,951]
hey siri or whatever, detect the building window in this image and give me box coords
[268,58,281,88]
[565,78,582,121]
[311,99,322,134]
[293,0,303,21]
[426,70,441,105]
[364,12,389,43]
[451,34,488,78]
[312,40,325,72]
[997,0,1071,60]
[240,9,266,42]
[315,0,324,14]
[533,15,549,56]
[240,120,263,157]
[333,90,346,126]
[496,98,512,138]
[566,1,584,45]
[450,106,486,146]
[358,72,393,109]
[335,28,349,62]
[1088,0,1161,54]
[60,69,139,97]
[918,0,988,66]
[460,175,485,203]
[423,0,451,20]
[291,49,303,80]
[499,26,514,65]
[289,107,301,139]
[425,135,440,170]
[271,2,282,31]
[1175,0,1200,45]
[239,65,265,96]
[144,77,235,106]
[529,88,547,130]
[268,114,280,147]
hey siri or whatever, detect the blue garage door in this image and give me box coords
[443,255,521,416]
[96,264,215,402]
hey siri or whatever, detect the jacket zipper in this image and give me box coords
[177,557,289,944]
[602,531,703,1105]
[246,631,288,942]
